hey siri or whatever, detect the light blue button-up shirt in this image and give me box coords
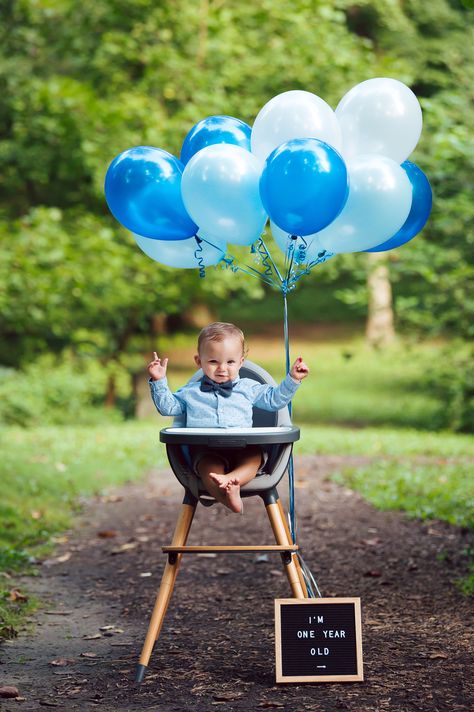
[149,374,300,428]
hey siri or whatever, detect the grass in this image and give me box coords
[330,459,474,529]
[0,423,168,573]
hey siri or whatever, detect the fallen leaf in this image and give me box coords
[9,589,28,603]
[430,652,448,660]
[97,530,117,538]
[0,686,20,699]
[49,658,74,667]
[139,572,152,578]
[258,702,285,708]
[80,651,98,658]
[99,625,115,631]
[363,570,382,578]
[83,633,102,640]
[213,692,243,701]
[110,542,138,554]
[361,538,382,547]
[196,553,217,558]
[44,610,72,616]
[43,552,72,566]
[270,569,283,577]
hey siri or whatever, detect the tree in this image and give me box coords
[1,0,472,382]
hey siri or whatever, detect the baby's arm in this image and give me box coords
[148,352,185,417]
[148,352,168,381]
[250,357,309,411]
[290,356,309,382]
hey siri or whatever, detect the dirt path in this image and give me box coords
[1,456,473,711]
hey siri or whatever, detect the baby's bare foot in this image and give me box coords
[209,472,228,489]
[224,477,242,514]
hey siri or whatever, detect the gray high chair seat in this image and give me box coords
[159,359,300,502]
[135,359,307,684]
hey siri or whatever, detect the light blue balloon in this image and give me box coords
[134,231,226,269]
[317,155,412,254]
[181,144,267,246]
[180,115,252,165]
[270,222,326,263]
[104,146,197,240]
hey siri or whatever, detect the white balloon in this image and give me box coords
[251,90,342,162]
[181,144,267,246]
[270,221,326,263]
[317,155,413,254]
[336,78,422,163]
[134,230,226,268]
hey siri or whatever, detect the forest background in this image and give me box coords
[0,0,473,631]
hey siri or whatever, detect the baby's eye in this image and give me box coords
[209,360,217,363]
[228,360,235,364]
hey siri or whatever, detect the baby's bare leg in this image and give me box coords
[196,456,230,508]
[210,446,262,513]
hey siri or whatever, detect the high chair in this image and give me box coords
[135,360,308,683]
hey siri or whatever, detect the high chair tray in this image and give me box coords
[159,426,300,447]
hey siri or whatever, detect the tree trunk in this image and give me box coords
[105,372,116,408]
[366,252,395,347]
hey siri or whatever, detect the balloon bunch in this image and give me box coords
[105,78,432,291]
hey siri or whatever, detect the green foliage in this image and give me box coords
[0,0,473,369]
[0,587,39,641]
[332,458,474,529]
[0,355,124,427]
[455,550,474,597]
[420,341,474,432]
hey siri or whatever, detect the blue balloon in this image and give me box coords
[365,161,432,252]
[259,138,348,236]
[104,146,197,240]
[180,116,252,165]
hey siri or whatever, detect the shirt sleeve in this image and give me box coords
[148,377,186,417]
[247,374,300,411]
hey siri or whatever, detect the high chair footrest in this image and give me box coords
[162,545,299,553]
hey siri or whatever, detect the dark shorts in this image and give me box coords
[189,445,266,477]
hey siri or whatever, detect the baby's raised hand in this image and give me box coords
[290,356,309,382]
[148,352,168,381]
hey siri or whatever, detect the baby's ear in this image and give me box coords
[194,354,201,367]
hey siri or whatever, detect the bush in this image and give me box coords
[0,356,124,427]
[421,342,474,433]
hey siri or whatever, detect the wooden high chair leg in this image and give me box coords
[264,495,306,599]
[135,493,197,683]
[276,499,309,597]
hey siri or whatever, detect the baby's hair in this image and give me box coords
[197,322,247,357]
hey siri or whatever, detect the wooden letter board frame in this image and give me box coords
[275,597,363,683]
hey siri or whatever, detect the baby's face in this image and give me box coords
[195,336,244,383]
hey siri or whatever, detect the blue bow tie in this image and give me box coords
[200,375,234,398]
